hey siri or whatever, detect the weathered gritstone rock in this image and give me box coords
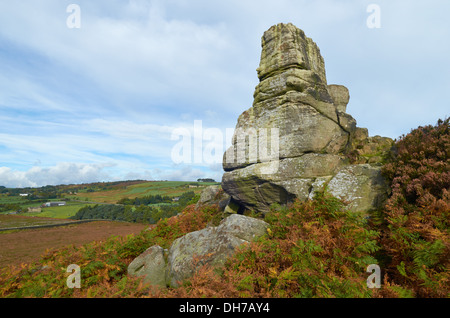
[127,214,269,288]
[327,164,390,212]
[256,23,327,84]
[222,153,346,213]
[127,245,167,287]
[166,214,268,287]
[195,185,230,210]
[328,85,350,113]
[222,23,393,215]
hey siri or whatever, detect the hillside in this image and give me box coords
[0,118,448,298]
[0,180,219,218]
[0,180,220,268]
[65,180,219,204]
[0,22,447,301]
[0,180,220,233]
[0,220,148,268]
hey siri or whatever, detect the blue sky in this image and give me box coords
[0,0,449,187]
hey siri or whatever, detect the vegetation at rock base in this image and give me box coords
[379,118,449,297]
[1,193,384,298]
[0,119,448,298]
[158,192,382,298]
[0,204,222,297]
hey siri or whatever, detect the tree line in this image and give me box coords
[0,203,22,213]
[117,194,172,206]
[71,191,199,224]
[70,204,170,224]
[197,178,216,183]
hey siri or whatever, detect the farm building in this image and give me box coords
[43,201,66,207]
[27,207,42,213]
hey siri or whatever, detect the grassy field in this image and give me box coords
[0,196,28,204]
[0,214,74,229]
[66,181,219,204]
[26,202,95,219]
[0,180,218,270]
[0,220,149,268]
[1,181,220,215]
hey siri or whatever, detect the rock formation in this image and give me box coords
[195,185,230,211]
[222,23,393,215]
[128,23,394,289]
[128,214,268,288]
[166,214,268,287]
[128,245,167,287]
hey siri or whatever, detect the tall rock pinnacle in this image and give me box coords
[222,23,393,215]
[256,23,327,84]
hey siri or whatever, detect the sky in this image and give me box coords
[0,0,449,188]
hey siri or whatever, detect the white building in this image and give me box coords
[43,201,66,207]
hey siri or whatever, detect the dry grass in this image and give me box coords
[0,214,73,228]
[0,220,148,268]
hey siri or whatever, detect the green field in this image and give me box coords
[0,197,92,219]
[0,214,75,230]
[122,181,218,196]
[66,181,219,204]
[26,202,95,219]
[0,181,220,217]
[0,196,28,204]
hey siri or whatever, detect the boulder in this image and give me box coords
[327,164,390,212]
[328,84,350,113]
[166,214,269,287]
[221,23,393,215]
[195,185,230,211]
[127,214,269,288]
[127,245,167,287]
[198,185,220,203]
[223,198,242,215]
[350,135,395,164]
[166,227,246,287]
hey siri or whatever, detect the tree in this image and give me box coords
[197,178,216,183]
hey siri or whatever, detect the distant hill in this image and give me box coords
[64,180,220,204]
[0,180,220,215]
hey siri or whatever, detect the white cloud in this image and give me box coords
[83,118,175,142]
[0,0,449,187]
[0,163,114,188]
[151,165,220,183]
[0,0,243,114]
